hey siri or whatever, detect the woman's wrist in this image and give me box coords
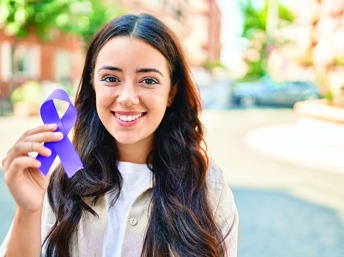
[15,205,42,219]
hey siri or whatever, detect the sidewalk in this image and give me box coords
[201,109,344,222]
[244,122,344,175]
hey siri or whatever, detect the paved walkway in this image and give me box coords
[201,109,344,222]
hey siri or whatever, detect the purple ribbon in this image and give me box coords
[36,89,83,178]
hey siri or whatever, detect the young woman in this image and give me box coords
[1,13,238,257]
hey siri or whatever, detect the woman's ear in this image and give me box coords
[167,84,178,107]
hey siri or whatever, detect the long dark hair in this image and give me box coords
[44,13,226,256]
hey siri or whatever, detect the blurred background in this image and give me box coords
[1,0,344,256]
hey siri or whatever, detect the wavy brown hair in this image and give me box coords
[44,13,226,257]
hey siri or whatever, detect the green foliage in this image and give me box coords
[203,60,226,70]
[239,0,267,80]
[279,4,295,23]
[61,0,124,45]
[241,0,268,38]
[239,0,295,81]
[11,80,43,104]
[0,0,124,45]
[333,56,344,66]
[10,80,75,109]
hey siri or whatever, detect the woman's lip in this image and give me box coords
[113,111,146,115]
[112,111,146,125]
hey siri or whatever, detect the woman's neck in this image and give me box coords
[116,142,151,164]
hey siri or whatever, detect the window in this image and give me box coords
[11,44,40,78]
[0,42,11,82]
[54,50,71,84]
[1,43,40,81]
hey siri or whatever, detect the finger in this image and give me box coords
[7,136,57,158]
[4,133,61,170]
[5,157,50,205]
[26,123,58,135]
[17,124,58,143]
[2,153,40,172]
[4,156,41,178]
[22,131,64,145]
[29,142,52,156]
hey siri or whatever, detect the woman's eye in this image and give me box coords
[141,78,159,85]
[101,76,119,83]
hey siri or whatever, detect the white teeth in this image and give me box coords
[115,113,143,122]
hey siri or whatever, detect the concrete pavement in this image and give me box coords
[201,109,344,223]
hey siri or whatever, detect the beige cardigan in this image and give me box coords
[1,163,238,257]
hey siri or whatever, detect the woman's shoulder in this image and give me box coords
[206,161,237,215]
[206,162,239,257]
[206,161,227,188]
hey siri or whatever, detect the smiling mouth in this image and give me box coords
[113,112,146,122]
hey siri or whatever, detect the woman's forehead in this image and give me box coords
[95,36,170,72]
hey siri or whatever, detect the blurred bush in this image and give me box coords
[0,0,124,45]
[11,80,43,105]
[10,80,74,116]
[239,0,294,81]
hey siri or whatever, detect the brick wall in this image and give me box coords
[0,29,85,98]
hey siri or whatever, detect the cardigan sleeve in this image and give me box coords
[207,162,239,257]
[40,194,56,256]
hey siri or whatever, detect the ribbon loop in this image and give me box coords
[36,89,83,178]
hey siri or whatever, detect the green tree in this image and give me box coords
[0,0,123,45]
[239,0,295,81]
[0,0,124,109]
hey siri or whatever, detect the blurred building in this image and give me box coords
[116,0,222,67]
[296,0,344,99]
[0,29,84,99]
[270,0,344,99]
[0,0,221,101]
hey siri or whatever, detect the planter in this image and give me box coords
[294,99,344,150]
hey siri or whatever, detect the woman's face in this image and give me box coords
[93,36,176,162]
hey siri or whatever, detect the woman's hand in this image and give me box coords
[1,123,63,213]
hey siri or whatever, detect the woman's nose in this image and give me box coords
[117,83,139,107]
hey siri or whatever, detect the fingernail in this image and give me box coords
[45,148,52,156]
[36,160,42,168]
[53,132,63,138]
[47,124,56,128]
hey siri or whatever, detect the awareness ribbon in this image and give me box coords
[36,89,83,178]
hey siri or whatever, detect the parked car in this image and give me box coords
[231,76,322,107]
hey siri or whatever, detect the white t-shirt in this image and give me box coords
[0,161,152,257]
[102,161,152,257]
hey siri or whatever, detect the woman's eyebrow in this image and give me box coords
[97,65,122,73]
[136,68,164,77]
